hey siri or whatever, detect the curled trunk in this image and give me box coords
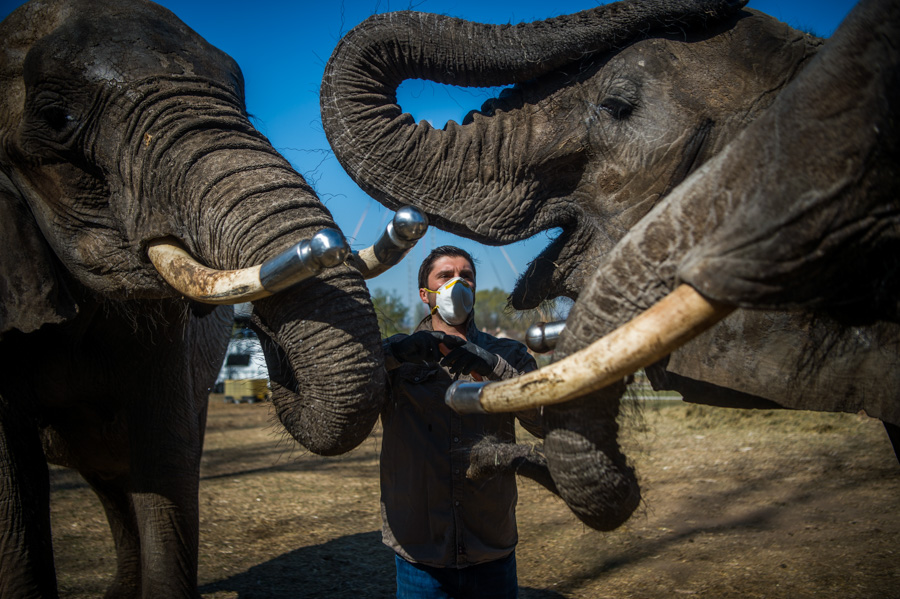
[251,270,383,455]
[542,385,640,531]
[320,0,747,244]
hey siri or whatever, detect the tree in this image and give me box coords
[372,288,411,337]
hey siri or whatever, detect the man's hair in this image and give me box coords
[418,246,477,289]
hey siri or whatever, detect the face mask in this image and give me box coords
[425,277,474,325]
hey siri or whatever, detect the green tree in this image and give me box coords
[410,299,428,327]
[372,288,411,337]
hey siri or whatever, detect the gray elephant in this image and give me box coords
[0,0,402,596]
[320,0,900,531]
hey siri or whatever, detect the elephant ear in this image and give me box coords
[0,174,77,337]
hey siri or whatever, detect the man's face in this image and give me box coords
[419,255,476,310]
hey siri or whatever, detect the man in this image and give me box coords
[380,245,543,599]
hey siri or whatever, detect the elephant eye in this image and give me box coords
[599,97,634,120]
[40,105,72,131]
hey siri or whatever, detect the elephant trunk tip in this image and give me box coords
[545,428,642,532]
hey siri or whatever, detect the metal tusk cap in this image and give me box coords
[525,320,567,353]
[309,228,351,268]
[346,205,429,279]
[378,206,428,261]
[391,206,429,244]
[445,380,488,414]
[259,228,349,293]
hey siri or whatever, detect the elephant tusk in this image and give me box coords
[525,320,568,353]
[347,206,429,279]
[147,229,349,304]
[446,284,735,414]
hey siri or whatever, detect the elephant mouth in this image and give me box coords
[510,231,571,310]
[509,222,596,311]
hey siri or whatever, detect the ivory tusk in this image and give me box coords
[525,320,567,353]
[347,206,428,279]
[147,228,349,304]
[446,284,735,414]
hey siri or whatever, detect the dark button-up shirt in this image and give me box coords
[380,315,541,568]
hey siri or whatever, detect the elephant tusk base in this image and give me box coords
[148,238,271,304]
[446,284,735,413]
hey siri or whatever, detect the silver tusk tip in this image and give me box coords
[525,320,567,353]
[445,380,488,414]
[310,228,350,268]
[393,206,428,242]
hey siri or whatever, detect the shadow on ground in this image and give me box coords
[199,531,566,599]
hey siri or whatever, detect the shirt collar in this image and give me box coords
[415,312,478,338]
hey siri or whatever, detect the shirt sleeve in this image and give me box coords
[484,341,545,439]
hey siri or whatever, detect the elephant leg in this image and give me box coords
[127,395,205,598]
[129,459,203,597]
[884,421,900,464]
[83,474,142,599]
[0,397,58,598]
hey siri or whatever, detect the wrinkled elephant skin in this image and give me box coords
[321,0,899,530]
[0,1,383,596]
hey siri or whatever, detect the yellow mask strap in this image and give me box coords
[422,287,439,314]
[422,279,470,295]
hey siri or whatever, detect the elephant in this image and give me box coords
[319,0,900,532]
[0,0,413,596]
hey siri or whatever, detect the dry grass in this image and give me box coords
[49,398,900,598]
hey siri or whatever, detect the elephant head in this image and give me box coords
[320,0,818,310]
[0,0,415,595]
[1,0,384,454]
[320,0,899,531]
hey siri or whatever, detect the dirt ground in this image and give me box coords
[49,398,899,598]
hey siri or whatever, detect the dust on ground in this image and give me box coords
[49,398,900,598]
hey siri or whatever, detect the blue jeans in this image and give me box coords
[394,552,518,599]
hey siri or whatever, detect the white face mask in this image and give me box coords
[425,277,474,325]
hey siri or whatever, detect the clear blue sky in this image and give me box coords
[1,0,857,304]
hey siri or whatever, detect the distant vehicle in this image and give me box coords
[224,378,269,404]
[214,331,269,402]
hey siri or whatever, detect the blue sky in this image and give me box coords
[1,0,858,305]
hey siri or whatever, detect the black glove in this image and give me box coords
[440,339,499,377]
[389,331,450,364]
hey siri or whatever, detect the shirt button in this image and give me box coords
[454,468,460,475]
[453,436,459,443]
[454,500,460,506]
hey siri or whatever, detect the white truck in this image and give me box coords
[215,334,269,403]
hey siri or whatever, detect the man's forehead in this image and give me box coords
[430,255,474,273]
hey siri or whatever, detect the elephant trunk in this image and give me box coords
[320,0,747,242]
[131,94,384,455]
[251,272,383,455]
[541,387,641,531]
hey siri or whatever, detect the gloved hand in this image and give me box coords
[440,339,499,377]
[389,331,451,364]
